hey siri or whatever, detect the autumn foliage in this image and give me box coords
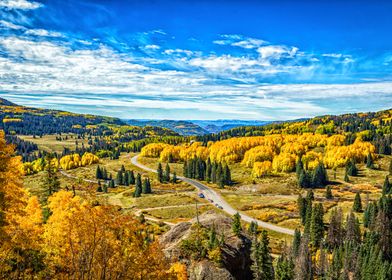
[141,133,376,178]
[0,131,178,279]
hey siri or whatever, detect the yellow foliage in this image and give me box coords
[59,152,99,170]
[242,145,275,167]
[252,161,273,178]
[168,262,188,280]
[141,143,171,158]
[272,152,297,173]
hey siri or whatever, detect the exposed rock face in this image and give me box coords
[160,211,252,280]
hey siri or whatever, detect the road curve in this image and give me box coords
[131,154,295,236]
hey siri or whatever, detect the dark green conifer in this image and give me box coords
[353,192,362,212]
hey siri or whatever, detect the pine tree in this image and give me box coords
[310,203,324,247]
[103,182,108,193]
[96,165,102,179]
[292,229,301,257]
[251,230,274,280]
[366,153,374,169]
[223,164,231,186]
[294,236,313,280]
[275,252,294,280]
[129,170,135,185]
[121,164,125,172]
[296,158,304,178]
[248,221,258,236]
[211,163,217,183]
[297,194,307,225]
[96,180,103,192]
[353,192,362,212]
[109,179,115,188]
[134,173,142,197]
[345,212,361,244]
[183,160,188,177]
[172,172,177,183]
[298,170,310,188]
[346,160,358,176]
[123,171,129,186]
[232,212,242,236]
[382,176,390,195]
[164,163,170,182]
[145,178,152,193]
[304,200,313,236]
[325,185,333,199]
[142,178,148,194]
[116,170,123,186]
[326,208,343,249]
[312,162,328,187]
[344,171,350,182]
[43,157,60,198]
[206,158,212,182]
[157,163,163,183]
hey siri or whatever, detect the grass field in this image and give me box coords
[19,134,93,153]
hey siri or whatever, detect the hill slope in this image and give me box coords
[125,119,208,136]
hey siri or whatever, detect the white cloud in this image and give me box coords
[0,0,43,10]
[213,34,267,49]
[0,19,24,29]
[144,44,160,50]
[257,45,298,60]
[25,29,64,37]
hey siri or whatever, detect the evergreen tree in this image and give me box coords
[366,153,374,169]
[248,221,258,236]
[123,171,129,186]
[172,172,177,183]
[232,212,242,236]
[109,179,115,188]
[326,208,343,249]
[353,192,362,212]
[120,164,125,172]
[129,170,135,185]
[298,170,311,188]
[292,229,301,257]
[311,162,328,187]
[223,164,231,186]
[142,178,149,194]
[103,182,108,193]
[344,171,350,183]
[325,185,333,199]
[116,170,123,185]
[183,160,188,177]
[297,194,307,225]
[211,163,217,183]
[382,176,390,195]
[96,181,103,192]
[345,212,361,244]
[96,165,102,179]
[296,158,304,178]
[251,230,274,280]
[43,157,60,198]
[310,203,324,247]
[134,173,142,197]
[157,163,163,183]
[164,163,170,182]
[294,236,313,280]
[346,160,358,176]
[206,158,212,182]
[275,252,294,280]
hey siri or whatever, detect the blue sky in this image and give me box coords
[0,0,392,120]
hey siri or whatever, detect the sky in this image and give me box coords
[0,0,392,120]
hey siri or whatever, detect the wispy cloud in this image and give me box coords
[0,1,391,119]
[0,0,43,10]
[214,34,267,49]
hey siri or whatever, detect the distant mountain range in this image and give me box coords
[124,119,271,136]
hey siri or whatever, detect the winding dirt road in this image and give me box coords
[131,154,295,236]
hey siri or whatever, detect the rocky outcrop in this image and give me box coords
[160,211,253,280]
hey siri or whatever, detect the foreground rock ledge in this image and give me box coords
[160,210,252,280]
